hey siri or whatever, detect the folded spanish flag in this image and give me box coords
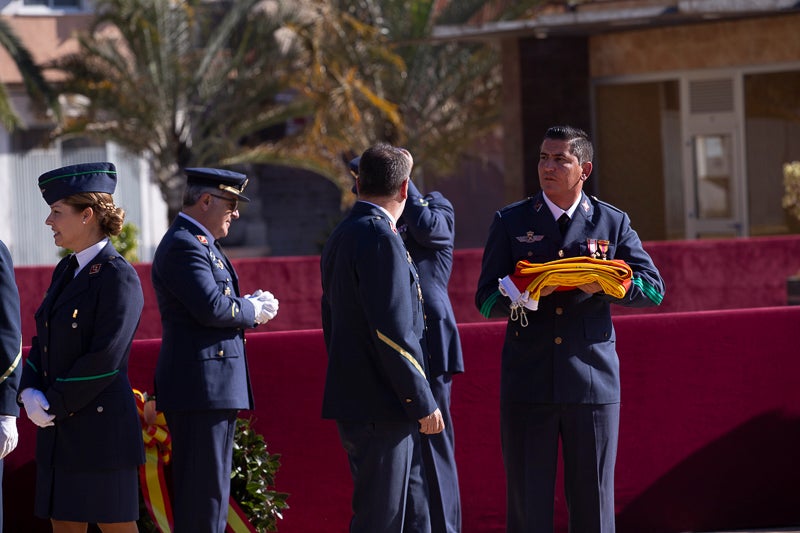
[499,256,632,312]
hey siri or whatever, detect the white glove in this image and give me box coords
[249,290,279,324]
[246,296,268,324]
[20,388,55,428]
[498,276,538,311]
[0,415,18,459]
[259,293,279,321]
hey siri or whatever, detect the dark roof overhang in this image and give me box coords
[431,0,800,41]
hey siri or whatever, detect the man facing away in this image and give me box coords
[322,143,444,532]
[349,150,464,533]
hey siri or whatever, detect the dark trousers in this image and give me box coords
[421,372,461,532]
[501,402,620,533]
[0,459,3,533]
[165,409,238,533]
[337,420,431,533]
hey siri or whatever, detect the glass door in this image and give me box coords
[682,75,747,238]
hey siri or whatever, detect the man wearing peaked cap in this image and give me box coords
[184,167,250,202]
[151,166,279,533]
[37,161,117,205]
[20,161,145,531]
[348,157,360,194]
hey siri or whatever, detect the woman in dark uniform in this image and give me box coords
[18,162,144,533]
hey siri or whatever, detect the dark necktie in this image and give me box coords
[558,213,571,237]
[52,254,78,300]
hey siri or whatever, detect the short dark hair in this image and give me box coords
[543,125,594,164]
[357,143,411,197]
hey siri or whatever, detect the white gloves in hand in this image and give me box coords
[20,388,55,428]
[0,415,18,459]
[247,289,279,325]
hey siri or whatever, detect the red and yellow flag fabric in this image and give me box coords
[133,389,257,533]
[499,256,633,313]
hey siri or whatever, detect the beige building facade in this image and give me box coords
[438,4,800,242]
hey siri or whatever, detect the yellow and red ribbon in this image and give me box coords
[133,389,257,533]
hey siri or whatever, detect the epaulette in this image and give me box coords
[498,196,534,215]
[590,195,626,215]
[88,253,121,276]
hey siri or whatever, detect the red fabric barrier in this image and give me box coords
[8,307,800,532]
[13,235,800,344]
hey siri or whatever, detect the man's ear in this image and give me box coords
[581,161,593,180]
[399,178,409,200]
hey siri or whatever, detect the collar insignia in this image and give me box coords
[196,235,208,245]
[89,264,101,275]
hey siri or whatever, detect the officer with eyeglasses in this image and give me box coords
[151,167,279,533]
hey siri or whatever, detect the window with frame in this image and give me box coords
[22,0,81,8]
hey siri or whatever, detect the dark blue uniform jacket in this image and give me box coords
[20,241,144,469]
[151,216,256,412]
[475,192,665,405]
[321,201,437,423]
[0,241,21,417]
[400,180,464,376]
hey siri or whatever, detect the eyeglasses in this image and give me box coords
[208,193,239,212]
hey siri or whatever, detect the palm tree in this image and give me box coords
[0,17,58,130]
[223,0,408,203]
[230,0,541,199]
[49,0,541,214]
[50,0,303,221]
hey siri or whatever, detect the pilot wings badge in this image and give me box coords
[516,231,543,243]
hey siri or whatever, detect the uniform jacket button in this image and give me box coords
[217,350,224,357]
[96,406,104,413]
[405,398,413,403]
[555,307,564,315]
[554,337,563,345]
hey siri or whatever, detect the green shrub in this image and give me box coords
[137,416,289,532]
[231,417,290,532]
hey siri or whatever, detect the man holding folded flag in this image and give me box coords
[475,125,665,533]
